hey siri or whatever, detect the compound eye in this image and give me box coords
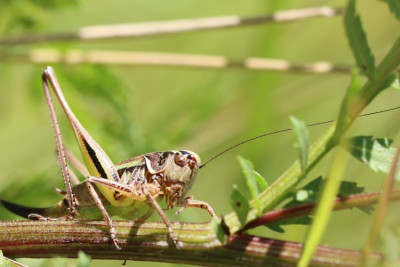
[174,153,186,167]
[188,159,196,169]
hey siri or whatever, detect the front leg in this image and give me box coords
[142,184,181,248]
[165,184,182,209]
[86,180,121,250]
[176,196,216,217]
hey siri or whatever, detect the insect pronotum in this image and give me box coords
[1,66,398,249]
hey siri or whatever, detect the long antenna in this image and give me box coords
[199,105,400,168]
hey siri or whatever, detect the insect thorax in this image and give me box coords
[115,150,201,207]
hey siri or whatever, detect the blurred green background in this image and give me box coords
[0,0,399,266]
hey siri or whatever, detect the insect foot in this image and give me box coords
[169,229,182,249]
[109,228,122,250]
[28,212,78,221]
[27,213,58,221]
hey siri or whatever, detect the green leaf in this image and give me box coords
[296,189,310,202]
[211,217,226,244]
[295,178,366,202]
[296,177,323,203]
[265,223,285,233]
[342,136,399,180]
[290,116,310,173]
[237,156,262,215]
[357,204,375,214]
[77,251,91,267]
[338,180,365,197]
[391,76,400,89]
[339,181,373,214]
[377,74,397,94]
[284,177,323,206]
[0,250,10,267]
[345,0,375,79]
[381,0,400,20]
[253,170,268,191]
[0,249,28,267]
[230,184,250,226]
[286,177,370,213]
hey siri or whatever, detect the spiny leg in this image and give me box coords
[51,147,81,189]
[86,180,121,250]
[52,147,82,193]
[43,67,123,250]
[42,69,77,217]
[142,184,180,248]
[176,196,216,217]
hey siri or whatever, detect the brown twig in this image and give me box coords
[0,6,344,45]
[2,49,352,74]
[360,141,400,265]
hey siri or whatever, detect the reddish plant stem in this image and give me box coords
[242,189,400,231]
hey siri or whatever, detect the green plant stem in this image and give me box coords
[224,125,335,233]
[334,36,400,139]
[299,147,350,267]
[0,220,382,266]
[224,35,400,234]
